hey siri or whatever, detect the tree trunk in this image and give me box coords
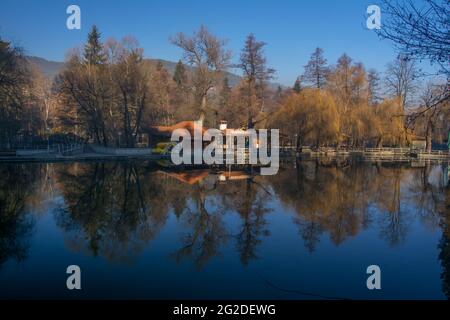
[376,136,383,148]
[296,131,302,153]
[102,125,108,147]
[123,92,130,147]
[247,112,253,129]
[426,119,433,153]
[199,95,207,125]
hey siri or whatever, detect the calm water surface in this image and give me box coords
[0,160,449,299]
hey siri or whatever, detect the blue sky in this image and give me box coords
[0,0,429,86]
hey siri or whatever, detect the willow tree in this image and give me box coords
[372,98,406,147]
[271,89,339,149]
[327,54,370,146]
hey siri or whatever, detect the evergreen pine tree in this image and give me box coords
[220,77,231,106]
[293,77,302,93]
[84,25,106,65]
[173,60,187,88]
[302,47,328,89]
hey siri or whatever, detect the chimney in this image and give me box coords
[219,120,227,131]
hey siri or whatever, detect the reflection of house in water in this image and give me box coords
[160,170,210,185]
[217,170,251,182]
[158,168,252,186]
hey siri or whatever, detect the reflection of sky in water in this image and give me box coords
[0,161,449,299]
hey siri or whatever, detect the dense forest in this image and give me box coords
[0,0,448,151]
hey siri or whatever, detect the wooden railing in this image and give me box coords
[417,150,449,156]
[364,147,411,153]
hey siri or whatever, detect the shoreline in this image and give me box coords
[0,152,169,163]
[0,151,448,163]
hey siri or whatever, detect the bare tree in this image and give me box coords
[0,39,33,147]
[367,68,382,105]
[378,1,449,150]
[237,33,275,128]
[57,51,111,145]
[170,26,231,124]
[113,37,149,147]
[414,82,449,152]
[377,0,450,77]
[302,47,328,89]
[57,30,151,147]
[384,54,420,109]
[31,67,58,134]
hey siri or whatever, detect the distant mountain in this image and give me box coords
[26,56,64,78]
[149,58,243,87]
[27,56,282,89]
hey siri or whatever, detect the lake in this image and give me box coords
[0,159,449,299]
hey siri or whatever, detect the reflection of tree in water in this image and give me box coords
[438,183,450,299]
[235,190,271,265]
[54,162,190,262]
[174,181,228,269]
[218,177,271,265]
[405,163,450,298]
[406,164,446,229]
[295,219,322,253]
[174,170,272,268]
[269,160,374,251]
[268,160,449,251]
[372,164,411,246]
[0,164,41,268]
[49,158,450,296]
[54,163,272,267]
[269,160,450,298]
